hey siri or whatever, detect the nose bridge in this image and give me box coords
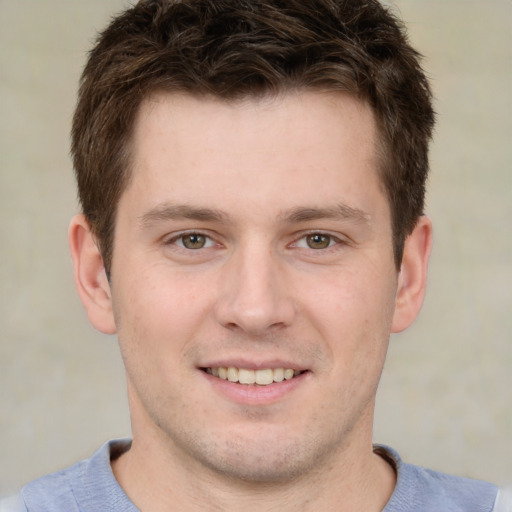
[215,237,295,335]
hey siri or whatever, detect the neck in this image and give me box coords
[112,424,396,512]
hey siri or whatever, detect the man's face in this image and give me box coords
[109,91,401,481]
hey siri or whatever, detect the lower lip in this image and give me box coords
[200,370,309,405]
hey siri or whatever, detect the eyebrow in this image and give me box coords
[138,203,230,228]
[281,204,371,225]
[138,202,371,229]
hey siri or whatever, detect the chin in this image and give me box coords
[177,425,338,484]
[202,448,312,484]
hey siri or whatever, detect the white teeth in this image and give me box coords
[273,368,284,382]
[227,367,238,382]
[284,368,294,380]
[255,369,273,385]
[238,368,255,384]
[206,366,301,385]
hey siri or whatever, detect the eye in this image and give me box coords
[295,233,338,250]
[174,233,214,250]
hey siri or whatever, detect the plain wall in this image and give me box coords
[1,0,511,495]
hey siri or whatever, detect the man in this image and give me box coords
[1,0,508,510]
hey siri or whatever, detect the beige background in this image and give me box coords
[1,0,510,495]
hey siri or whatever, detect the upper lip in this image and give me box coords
[199,359,308,371]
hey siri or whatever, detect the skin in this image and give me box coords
[70,90,432,511]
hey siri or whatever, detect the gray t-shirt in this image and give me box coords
[1,439,504,511]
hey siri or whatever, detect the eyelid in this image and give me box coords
[164,230,219,249]
[162,229,348,250]
[290,231,345,249]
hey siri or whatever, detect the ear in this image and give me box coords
[391,216,433,333]
[68,214,117,334]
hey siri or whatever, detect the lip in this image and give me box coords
[200,358,308,372]
[199,366,310,406]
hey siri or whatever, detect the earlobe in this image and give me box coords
[391,216,432,333]
[68,214,117,335]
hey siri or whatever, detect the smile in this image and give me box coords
[203,367,303,386]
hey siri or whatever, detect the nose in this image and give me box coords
[214,242,296,336]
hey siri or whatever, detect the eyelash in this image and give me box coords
[164,230,344,251]
[165,231,218,250]
[292,231,343,250]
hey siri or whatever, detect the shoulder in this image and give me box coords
[394,464,499,511]
[3,439,134,512]
[0,494,26,512]
[20,456,86,512]
[376,445,500,512]
[493,487,512,512]
[0,461,84,512]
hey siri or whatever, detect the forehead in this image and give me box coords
[124,90,384,221]
[132,89,378,162]
[137,89,375,135]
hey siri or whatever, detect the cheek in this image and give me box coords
[112,271,179,357]
[116,261,205,323]
[112,262,222,375]
[305,266,396,366]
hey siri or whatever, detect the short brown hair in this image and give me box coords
[72,0,435,273]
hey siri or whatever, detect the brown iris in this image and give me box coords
[182,234,207,249]
[306,234,331,249]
